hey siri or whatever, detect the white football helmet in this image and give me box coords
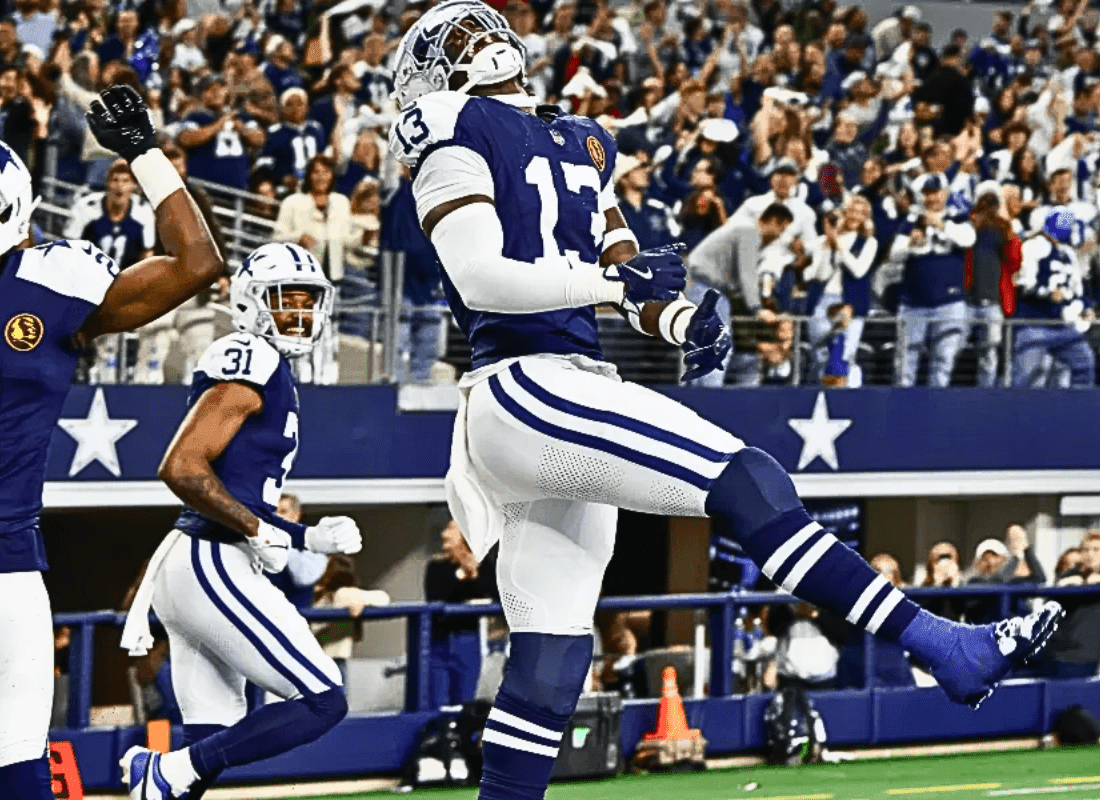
[0,141,39,255]
[230,243,334,358]
[392,0,527,108]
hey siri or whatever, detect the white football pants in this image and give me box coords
[152,533,342,726]
[0,571,53,767]
[464,357,743,634]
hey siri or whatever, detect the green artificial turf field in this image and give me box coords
[292,746,1100,800]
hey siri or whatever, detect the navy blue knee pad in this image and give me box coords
[705,447,803,540]
[302,686,348,728]
[500,632,593,718]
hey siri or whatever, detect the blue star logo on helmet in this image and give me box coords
[0,145,15,173]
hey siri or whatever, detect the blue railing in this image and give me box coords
[54,583,1100,730]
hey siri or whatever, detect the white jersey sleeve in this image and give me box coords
[16,239,118,306]
[387,91,474,169]
[196,332,282,387]
[413,145,495,224]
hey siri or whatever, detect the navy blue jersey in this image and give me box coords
[356,65,394,110]
[398,93,617,369]
[181,109,261,189]
[619,194,677,251]
[175,333,301,543]
[65,192,156,270]
[262,61,304,96]
[0,240,117,572]
[1017,236,1087,319]
[257,120,326,183]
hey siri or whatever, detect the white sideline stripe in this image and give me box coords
[762,523,821,578]
[988,786,1100,796]
[866,588,905,635]
[197,541,331,695]
[494,368,735,483]
[781,533,837,593]
[488,708,563,742]
[848,574,890,625]
[482,728,561,758]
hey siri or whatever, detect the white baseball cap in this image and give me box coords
[976,539,1010,559]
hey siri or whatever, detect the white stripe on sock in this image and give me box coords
[780,533,837,593]
[866,588,905,635]
[762,523,822,579]
[482,728,561,759]
[847,574,889,625]
[488,708,563,743]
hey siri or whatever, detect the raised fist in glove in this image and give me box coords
[603,243,687,312]
[248,520,291,574]
[681,289,732,383]
[86,84,158,162]
[305,516,363,555]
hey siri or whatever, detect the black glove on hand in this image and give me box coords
[86,85,158,162]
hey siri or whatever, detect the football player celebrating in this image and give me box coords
[0,86,225,800]
[387,5,1063,800]
[118,244,363,800]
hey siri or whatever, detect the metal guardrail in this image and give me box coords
[53,583,1100,727]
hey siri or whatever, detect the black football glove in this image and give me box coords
[86,85,158,162]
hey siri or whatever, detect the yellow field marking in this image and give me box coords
[1049,778,1100,785]
[887,784,1002,795]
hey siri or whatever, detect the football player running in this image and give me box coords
[387,5,1063,800]
[0,86,225,800]
[117,243,363,800]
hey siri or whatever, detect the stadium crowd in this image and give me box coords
[7,0,1100,386]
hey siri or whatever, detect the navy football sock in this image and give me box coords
[0,756,54,800]
[189,688,347,778]
[479,633,592,800]
[706,448,918,641]
[180,723,226,800]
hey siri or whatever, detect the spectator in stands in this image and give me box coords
[64,158,155,270]
[1047,531,1100,678]
[769,602,844,691]
[336,128,382,195]
[964,527,1047,624]
[892,174,975,387]
[168,19,206,74]
[223,45,279,128]
[913,44,974,137]
[12,0,54,56]
[340,178,381,340]
[354,32,393,111]
[177,74,265,190]
[273,153,351,282]
[97,5,159,85]
[256,87,326,194]
[267,493,329,611]
[807,196,877,386]
[309,63,360,147]
[0,63,32,165]
[919,540,966,622]
[966,184,1022,387]
[0,18,20,69]
[611,155,673,244]
[311,554,390,686]
[1012,209,1096,389]
[425,520,497,708]
[260,34,303,97]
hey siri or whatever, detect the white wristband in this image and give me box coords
[130,149,186,211]
[602,227,639,252]
[658,295,698,345]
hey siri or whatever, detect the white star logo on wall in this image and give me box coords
[57,388,139,477]
[787,392,852,471]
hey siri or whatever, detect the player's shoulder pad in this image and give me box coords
[388,91,475,169]
[17,239,118,306]
[571,114,618,185]
[197,332,282,387]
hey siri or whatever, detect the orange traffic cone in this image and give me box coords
[645,666,701,741]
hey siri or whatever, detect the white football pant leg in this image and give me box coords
[0,572,53,767]
[467,358,744,516]
[496,499,617,634]
[152,533,342,720]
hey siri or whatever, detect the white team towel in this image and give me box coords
[447,370,504,562]
[120,530,182,656]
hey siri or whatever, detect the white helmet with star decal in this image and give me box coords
[230,243,334,358]
[0,141,39,255]
[392,0,527,108]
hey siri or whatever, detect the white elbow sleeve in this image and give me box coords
[430,203,623,313]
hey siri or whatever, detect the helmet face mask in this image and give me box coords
[0,142,38,255]
[393,0,526,107]
[231,244,334,358]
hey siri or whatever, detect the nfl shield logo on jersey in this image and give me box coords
[550,130,565,146]
[5,313,43,351]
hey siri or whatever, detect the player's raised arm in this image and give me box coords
[75,85,225,344]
